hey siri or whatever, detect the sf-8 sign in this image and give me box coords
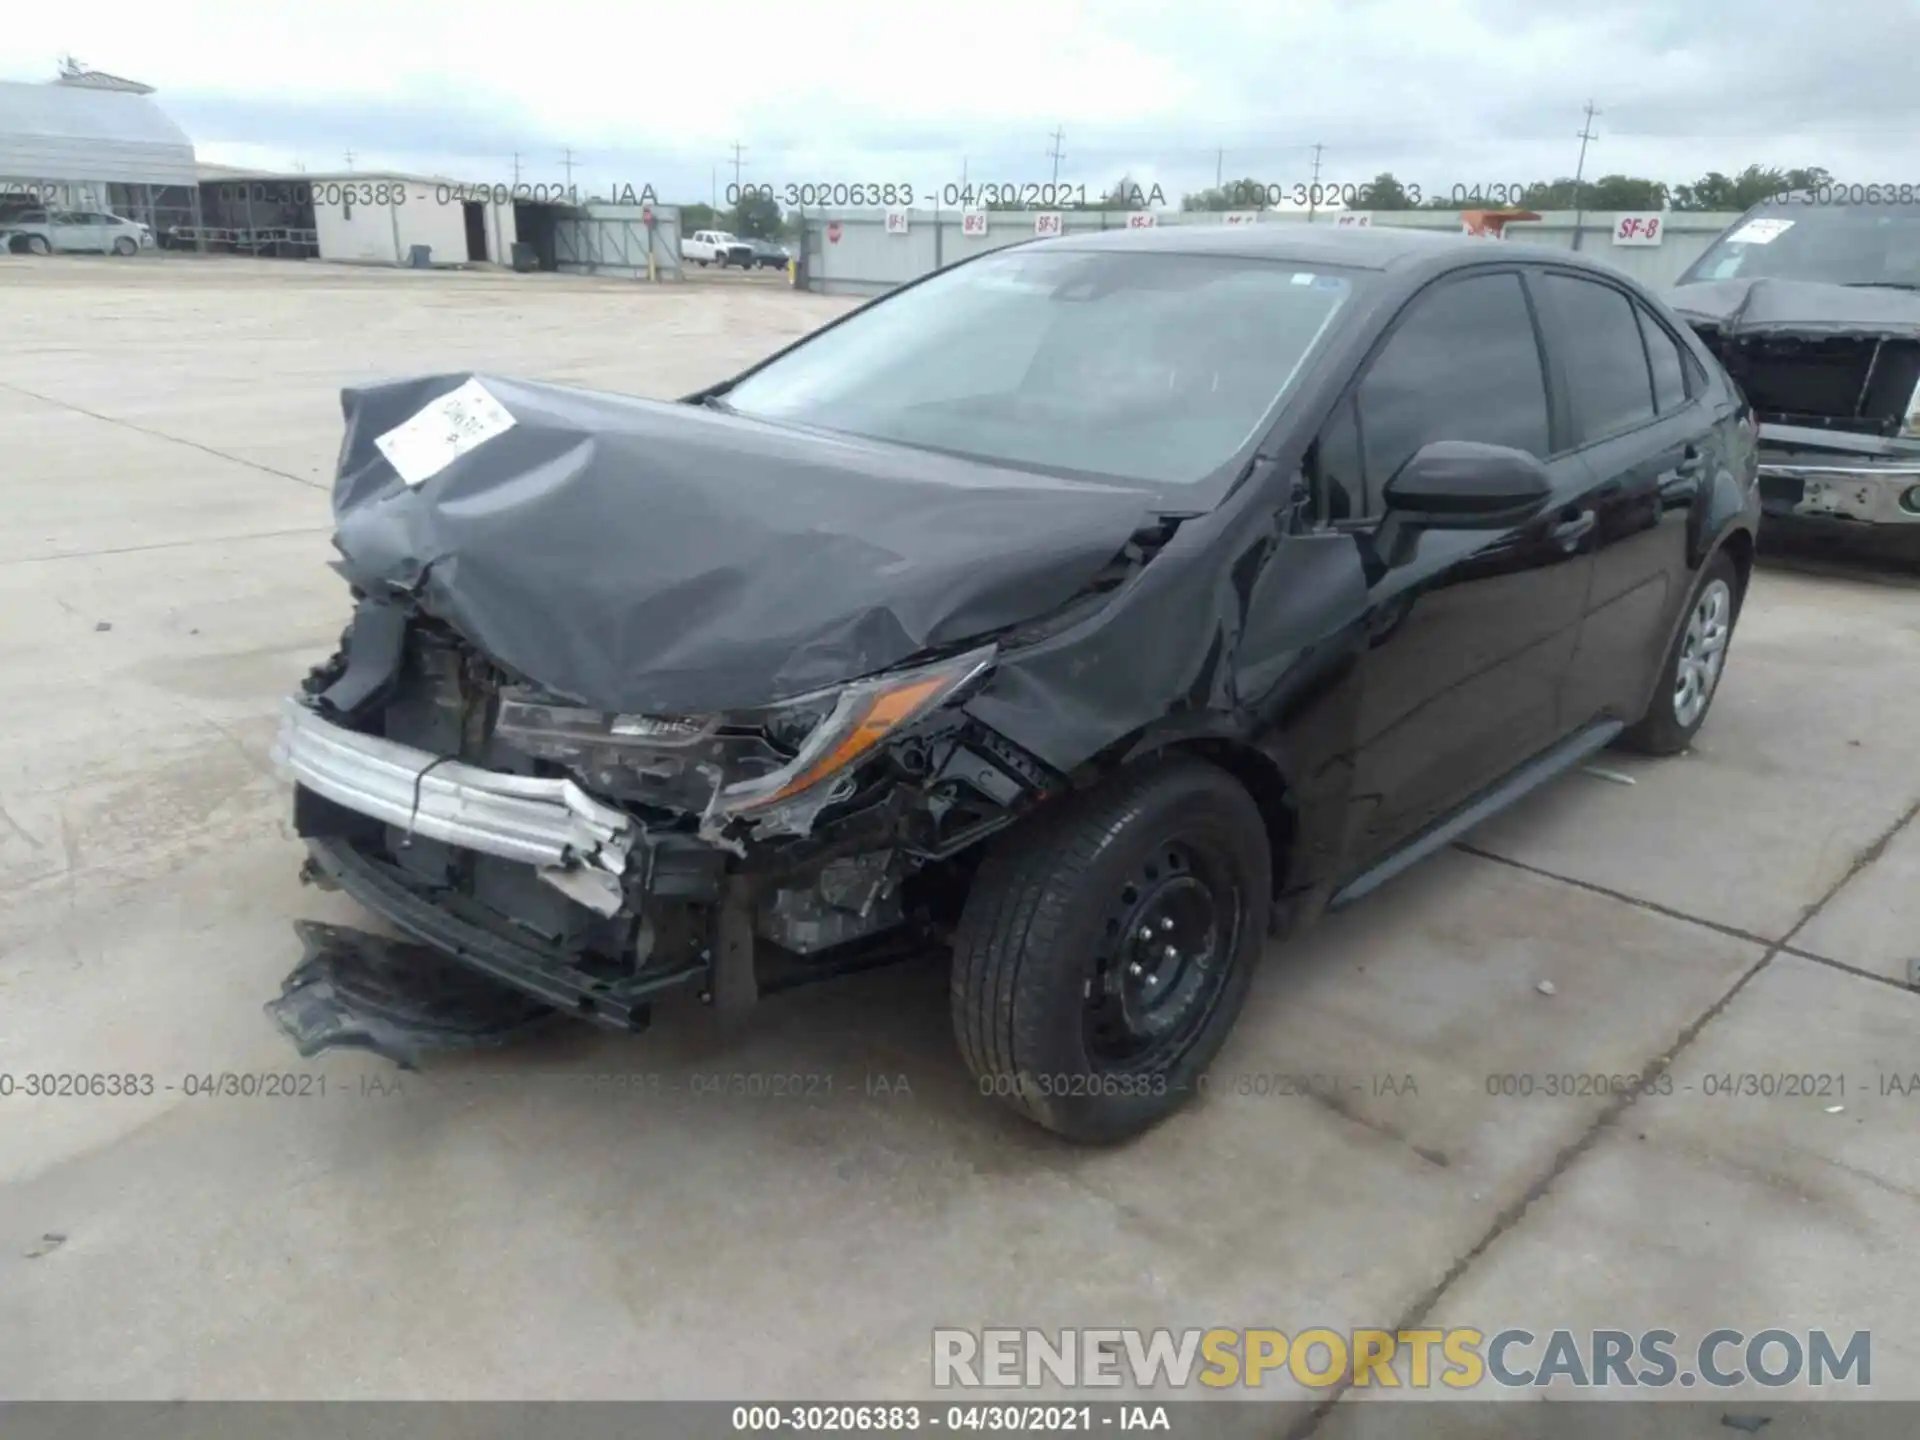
[1613,213,1664,245]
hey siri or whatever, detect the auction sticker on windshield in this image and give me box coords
[1726,217,1795,245]
[375,378,517,487]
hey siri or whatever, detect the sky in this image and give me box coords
[4,0,1918,207]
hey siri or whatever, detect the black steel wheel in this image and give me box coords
[952,756,1271,1143]
[1083,838,1241,1069]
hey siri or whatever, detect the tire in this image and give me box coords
[113,236,137,256]
[951,756,1272,1143]
[1617,549,1742,756]
[26,235,50,256]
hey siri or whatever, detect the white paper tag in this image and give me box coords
[1727,217,1794,246]
[374,378,517,487]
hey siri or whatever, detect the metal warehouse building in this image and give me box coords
[0,68,201,235]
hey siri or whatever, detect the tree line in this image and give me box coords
[1179,164,1838,213]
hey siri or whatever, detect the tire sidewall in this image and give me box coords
[1008,773,1270,1142]
[1656,551,1740,744]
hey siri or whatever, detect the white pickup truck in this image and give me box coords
[681,229,754,268]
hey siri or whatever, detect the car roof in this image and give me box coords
[1043,220,1616,277]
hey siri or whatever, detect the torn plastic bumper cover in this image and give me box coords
[272,697,636,915]
[266,919,555,1069]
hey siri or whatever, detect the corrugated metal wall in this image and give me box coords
[795,209,1746,296]
[555,204,684,281]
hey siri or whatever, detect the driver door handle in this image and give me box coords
[1549,508,1597,546]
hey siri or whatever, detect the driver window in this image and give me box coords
[1355,272,1552,488]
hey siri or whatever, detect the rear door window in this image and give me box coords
[1541,273,1658,443]
[1637,306,1691,414]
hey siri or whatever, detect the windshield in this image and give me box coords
[1683,204,1920,289]
[721,247,1357,492]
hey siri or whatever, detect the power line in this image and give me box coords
[1047,127,1066,185]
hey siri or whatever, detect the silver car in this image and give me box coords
[0,207,153,256]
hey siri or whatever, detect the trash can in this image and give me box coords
[509,242,538,274]
[407,244,432,269]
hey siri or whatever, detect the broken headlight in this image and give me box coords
[495,645,997,824]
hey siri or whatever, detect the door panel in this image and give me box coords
[48,212,95,252]
[1343,453,1596,865]
[1320,269,1596,873]
[1536,274,1717,726]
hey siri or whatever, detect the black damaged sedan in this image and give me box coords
[275,224,1760,1142]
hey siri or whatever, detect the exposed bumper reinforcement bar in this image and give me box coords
[272,698,634,913]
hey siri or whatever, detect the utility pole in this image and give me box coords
[343,149,356,172]
[729,141,747,195]
[1047,127,1065,185]
[561,147,579,190]
[1216,147,1223,188]
[1306,143,1324,221]
[511,152,521,186]
[1570,100,1600,250]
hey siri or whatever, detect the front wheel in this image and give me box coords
[951,757,1271,1143]
[1617,549,1742,755]
[113,236,138,256]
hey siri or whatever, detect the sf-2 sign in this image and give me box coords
[962,210,988,237]
[1613,213,1665,246]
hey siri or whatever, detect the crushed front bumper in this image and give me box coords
[272,698,635,914]
[300,836,705,1029]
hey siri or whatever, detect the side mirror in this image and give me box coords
[1382,441,1554,531]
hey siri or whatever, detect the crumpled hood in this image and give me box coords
[1669,277,1920,339]
[330,373,1155,714]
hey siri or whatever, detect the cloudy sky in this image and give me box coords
[5,0,1917,206]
